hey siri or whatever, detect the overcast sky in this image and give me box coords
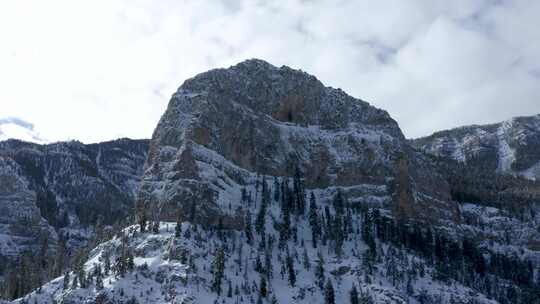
[1,0,539,143]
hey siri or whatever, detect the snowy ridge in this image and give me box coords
[413,114,540,180]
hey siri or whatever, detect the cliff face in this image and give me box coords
[0,138,149,261]
[0,157,57,260]
[137,59,455,228]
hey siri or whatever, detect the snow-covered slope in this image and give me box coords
[0,117,48,144]
[13,220,499,304]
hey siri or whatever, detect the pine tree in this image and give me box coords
[103,251,111,275]
[259,275,267,298]
[95,270,103,290]
[286,251,296,287]
[127,251,135,271]
[350,284,359,304]
[315,252,325,289]
[245,211,254,245]
[265,248,273,280]
[211,247,226,295]
[136,203,147,232]
[63,272,70,290]
[175,220,182,238]
[333,190,345,215]
[333,214,344,256]
[152,220,160,234]
[273,177,280,202]
[71,275,78,289]
[293,167,306,216]
[302,247,311,270]
[73,253,86,288]
[255,255,263,273]
[227,280,233,298]
[255,179,268,236]
[324,279,335,304]
[308,192,321,248]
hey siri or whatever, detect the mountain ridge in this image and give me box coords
[412,113,540,180]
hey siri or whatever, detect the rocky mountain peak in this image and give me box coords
[176,59,399,134]
[137,59,454,229]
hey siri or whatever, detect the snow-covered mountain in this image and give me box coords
[0,138,149,299]
[412,114,540,180]
[0,117,48,144]
[2,60,540,304]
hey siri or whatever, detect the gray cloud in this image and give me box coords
[1,0,539,142]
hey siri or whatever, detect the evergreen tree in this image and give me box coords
[245,211,254,245]
[333,190,345,215]
[324,279,335,304]
[227,280,233,298]
[273,177,280,202]
[259,275,267,298]
[255,178,269,235]
[127,251,135,271]
[333,214,344,256]
[293,167,306,216]
[103,251,111,275]
[211,247,226,295]
[315,252,325,289]
[71,275,78,289]
[254,255,263,273]
[350,284,359,304]
[308,192,321,248]
[286,251,296,287]
[62,272,70,290]
[175,220,182,238]
[152,220,160,234]
[303,247,311,270]
[95,270,103,290]
[74,255,86,288]
[137,205,147,232]
[265,248,273,280]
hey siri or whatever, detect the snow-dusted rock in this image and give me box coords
[0,138,148,261]
[137,59,455,228]
[0,156,57,259]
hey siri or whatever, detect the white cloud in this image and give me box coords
[1,0,539,142]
